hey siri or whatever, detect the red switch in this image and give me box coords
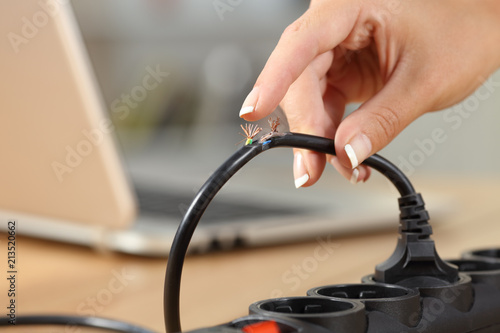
[242,321,280,333]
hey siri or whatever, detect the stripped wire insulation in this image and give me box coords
[238,123,262,145]
[259,117,282,143]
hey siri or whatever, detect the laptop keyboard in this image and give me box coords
[135,187,304,224]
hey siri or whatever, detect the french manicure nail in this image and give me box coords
[295,174,309,189]
[239,106,254,116]
[293,152,309,188]
[350,168,359,185]
[239,87,260,117]
[344,134,372,168]
[344,144,358,169]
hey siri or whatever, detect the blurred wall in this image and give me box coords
[72,0,307,128]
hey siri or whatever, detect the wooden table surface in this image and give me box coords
[2,176,500,332]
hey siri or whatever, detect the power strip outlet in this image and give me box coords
[186,252,500,333]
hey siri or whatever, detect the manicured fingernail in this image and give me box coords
[344,134,372,168]
[328,156,338,168]
[239,87,259,117]
[329,156,362,184]
[344,144,358,168]
[350,168,359,185]
[293,152,309,188]
[239,106,254,116]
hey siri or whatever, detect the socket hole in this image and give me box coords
[471,249,500,259]
[314,284,409,299]
[447,259,500,272]
[275,305,293,313]
[259,298,353,314]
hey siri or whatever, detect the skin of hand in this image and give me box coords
[239,0,500,187]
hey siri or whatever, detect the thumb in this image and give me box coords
[334,81,426,169]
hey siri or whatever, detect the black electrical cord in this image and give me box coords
[0,315,156,332]
[164,132,417,333]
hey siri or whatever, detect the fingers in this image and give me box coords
[329,156,371,184]
[334,76,427,170]
[280,53,341,188]
[239,0,361,120]
[238,0,364,187]
[286,75,333,188]
[293,150,325,188]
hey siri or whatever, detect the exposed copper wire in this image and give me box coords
[237,123,262,145]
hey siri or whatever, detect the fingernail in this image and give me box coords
[293,152,309,188]
[328,156,338,168]
[350,168,359,185]
[344,134,372,168]
[239,87,259,117]
[330,156,362,184]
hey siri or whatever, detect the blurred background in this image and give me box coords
[71,0,500,180]
[72,0,307,168]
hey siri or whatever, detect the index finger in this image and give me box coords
[239,0,361,120]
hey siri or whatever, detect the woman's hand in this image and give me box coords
[239,0,500,187]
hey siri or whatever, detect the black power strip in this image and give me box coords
[165,133,500,333]
[184,251,500,333]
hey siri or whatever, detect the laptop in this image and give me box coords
[0,1,436,256]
